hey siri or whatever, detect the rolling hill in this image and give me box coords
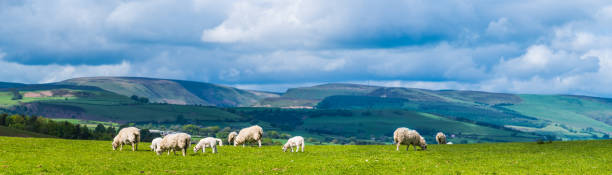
[58,77,279,106]
[0,77,611,143]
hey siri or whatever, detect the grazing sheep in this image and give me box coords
[112,127,141,151]
[447,142,453,144]
[436,132,447,144]
[150,137,162,151]
[155,133,191,156]
[282,136,305,152]
[194,137,220,154]
[215,138,224,146]
[234,125,264,147]
[227,132,238,145]
[393,127,427,151]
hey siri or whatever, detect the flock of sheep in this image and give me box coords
[112,125,451,156]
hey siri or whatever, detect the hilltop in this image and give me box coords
[0,77,611,143]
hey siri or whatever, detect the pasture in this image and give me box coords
[0,136,609,174]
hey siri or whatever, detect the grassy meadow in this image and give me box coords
[0,136,610,174]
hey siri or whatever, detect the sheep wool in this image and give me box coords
[112,127,141,151]
[234,125,264,147]
[282,136,305,152]
[227,132,238,145]
[156,133,191,156]
[393,127,427,151]
[150,137,162,151]
[194,137,220,154]
[436,132,447,144]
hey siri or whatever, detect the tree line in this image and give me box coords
[0,113,118,140]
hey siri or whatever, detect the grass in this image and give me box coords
[0,136,610,174]
[0,126,54,138]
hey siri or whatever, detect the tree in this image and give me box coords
[0,113,8,126]
[10,88,22,100]
[7,114,25,130]
[182,124,199,135]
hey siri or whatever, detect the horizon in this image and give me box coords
[1,75,608,98]
[2,1,612,97]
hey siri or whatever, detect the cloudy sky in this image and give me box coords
[1,0,612,96]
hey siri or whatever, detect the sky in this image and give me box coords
[1,0,612,96]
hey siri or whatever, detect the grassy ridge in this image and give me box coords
[0,126,54,138]
[0,136,610,174]
[504,94,612,132]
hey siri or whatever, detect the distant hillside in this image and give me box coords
[256,83,379,107]
[0,82,26,89]
[58,77,279,107]
[0,77,611,142]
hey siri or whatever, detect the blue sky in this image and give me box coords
[1,0,612,96]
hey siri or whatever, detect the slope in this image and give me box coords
[58,77,278,106]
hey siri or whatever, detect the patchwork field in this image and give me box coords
[0,136,610,174]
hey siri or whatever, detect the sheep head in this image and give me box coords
[155,147,163,155]
[193,145,200,153]
[111,141,118,150]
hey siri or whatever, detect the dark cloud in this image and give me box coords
[0,0,611,97]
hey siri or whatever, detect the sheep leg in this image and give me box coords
[258,140,262,147]
[182,148,186,156]
[131,142,135,152]
[120,144,123,151]
[212,146,217,154]
[301,143,304,152]
[396,142,401,151]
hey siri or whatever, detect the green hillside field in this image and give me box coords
[0,136,609,174]
[0,126,54,138]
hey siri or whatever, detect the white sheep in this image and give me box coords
[215,138,223,146]
[194,137,220,154]
[393,127,427,151]
[436,132,447,144]
[227,132,238,145]
[234,125,263,147]
[112,127,141,151]
[282,136,304,152]
[155,133,191,156]
[447,142,453,144]
[150,137,162,151]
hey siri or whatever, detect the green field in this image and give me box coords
[0,137,610,174]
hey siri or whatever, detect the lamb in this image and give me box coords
[227,132,238,145]
[436,132,447,144]
[150,137,162,151]
[112,127,141,151]
[155,133,191,156]
[393,127,427,151]
[215,138,224,146]
[282,136,304,152]
[194,137,221,154]
[234,125,264,147]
